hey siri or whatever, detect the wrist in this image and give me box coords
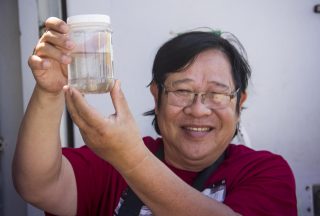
[34,84,64,100]
[121,149,151,175]
[32,85,65,110]
[105,139,151,174]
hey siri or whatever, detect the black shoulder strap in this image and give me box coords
[116,148,164,216]
[116,187,143,216]
[117,145,225,216]
[192,152,225,191]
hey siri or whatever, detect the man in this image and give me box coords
[13,17,297,216]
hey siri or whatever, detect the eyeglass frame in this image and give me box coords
[161,84,240,109]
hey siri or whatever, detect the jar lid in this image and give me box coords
[67,14,111,25]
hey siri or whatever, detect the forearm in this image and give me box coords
[13,85,65,200]
[119,149,239,216]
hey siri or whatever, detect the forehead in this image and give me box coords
[165,49,234,90]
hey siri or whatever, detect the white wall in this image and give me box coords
[18,0,320,215]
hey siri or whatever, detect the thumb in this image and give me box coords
[110,80,131,117]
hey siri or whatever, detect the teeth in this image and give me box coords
[186,127,211,132]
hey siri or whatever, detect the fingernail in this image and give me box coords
[63,85,72,96]
[63,85,69,92]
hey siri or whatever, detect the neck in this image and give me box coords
[162,148,225,172]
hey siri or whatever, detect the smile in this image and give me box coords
[184,127,212,132]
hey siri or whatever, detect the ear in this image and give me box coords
[150,82,159,114]
[239,91,247,110]
[235,91,247,123]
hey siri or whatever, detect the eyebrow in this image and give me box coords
[170,78,231,90]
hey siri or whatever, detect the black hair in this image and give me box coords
[144,30,251,135]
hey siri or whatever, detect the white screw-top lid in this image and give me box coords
[67,14,111,25]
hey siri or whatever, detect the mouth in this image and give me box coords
[183,126,212,132]
[181,125,214,138]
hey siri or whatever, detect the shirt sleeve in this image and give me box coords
[224,153,297,216]
[62,146,126,216]
[45,137,158,216]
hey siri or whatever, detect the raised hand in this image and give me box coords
[64,80,149,172]
[28,17,74,94]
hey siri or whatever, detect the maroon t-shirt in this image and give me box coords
[46,136,297,216]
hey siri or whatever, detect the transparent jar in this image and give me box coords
[67,14,114,93]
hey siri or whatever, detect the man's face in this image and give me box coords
[151,49,246,171]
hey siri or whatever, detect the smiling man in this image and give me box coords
[13,17,297,216]
[151,48,242,172]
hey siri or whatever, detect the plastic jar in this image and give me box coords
[67,14,114,93]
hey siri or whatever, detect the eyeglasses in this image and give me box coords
[162,85,239,109]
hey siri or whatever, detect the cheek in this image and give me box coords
[217,104,239,132]
[157,104,182,130]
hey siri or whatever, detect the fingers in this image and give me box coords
[34,42,72,65]
[45,17,69,34]
[110,80,131,119]
[64,86,105,130]
[28,55,51,70]
[64,86,89,130]
[39,17,72,51]
[39,29,74,52]
[32,17,74,64]
[64,81,134,141]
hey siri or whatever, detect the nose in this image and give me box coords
[183,94,212,117]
